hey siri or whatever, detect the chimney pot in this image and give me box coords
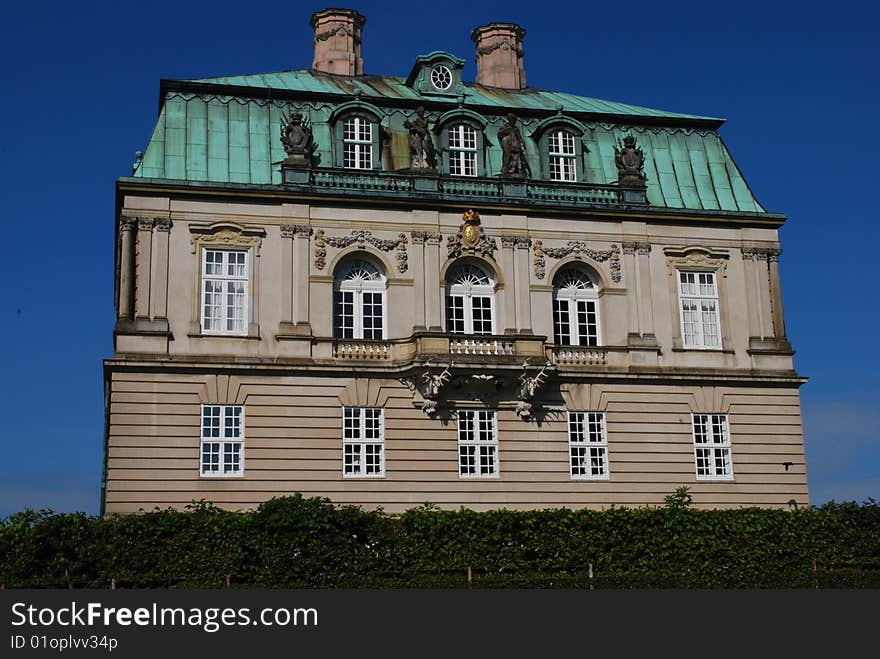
[470,22,526,89]
[310,8,366,76]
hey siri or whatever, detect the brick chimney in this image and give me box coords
[470,22,526,89]
[310,8,366,76]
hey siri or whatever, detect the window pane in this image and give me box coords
[447,295,465,334]
[471,296,493,335]
[554,299,571,345]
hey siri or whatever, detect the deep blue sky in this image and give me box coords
[1,0,877,515]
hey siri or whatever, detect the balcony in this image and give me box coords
[550,346,608,367]
[282,166,648,210]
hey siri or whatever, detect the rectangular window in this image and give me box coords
[568,411,608,479]
[548,130,577,182]
[343,117,373,170]
[554,299,599,346]
[333,290,355,338]
[471,296,493,335]
[678,270,721,348]
[448,124,478,177]
[202,249,248,335]
[458,410,498,477]
[201,405,244,477]
[361,291,384,340]
[343,407,385,477]
[446,295,466,333]
[692,413,733,479]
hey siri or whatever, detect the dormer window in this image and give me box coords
[330,102,385,171]
[548,129,577,182]
[343,117,373,170]
[405,51,465,97]
[448,124,478,177]
[532,116,589,184]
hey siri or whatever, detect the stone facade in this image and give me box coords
[103,8,807,514]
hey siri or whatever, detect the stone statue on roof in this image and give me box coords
[404,106,436,171]
[280,111,314,167]
[614,135,646,187]
[498,113,527,178]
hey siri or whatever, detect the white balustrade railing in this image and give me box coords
[449,336,515,356]
[551,347,607,366]
[333,341,390,359]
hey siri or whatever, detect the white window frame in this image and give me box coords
[552,267,601,346]
[333,259,387,340]
[457,409,499,478]
[200,404,244,478]
[677,269,721,349]
[448,124,478,177]
[548,129,577,182]
[692,413,733,480]
[342,407,386,478]
[446,263,495,335]
[201,248,249,336]
[568,411,609,480]
[343,116,374,170]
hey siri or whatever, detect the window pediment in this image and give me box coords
[189,222,266,255]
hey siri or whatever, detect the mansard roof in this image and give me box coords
[130,68,766,215]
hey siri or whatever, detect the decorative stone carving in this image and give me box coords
[280,111,314,167]
[500,235,531,249]
[315,229,409,273]
[742,246,782,261]
[411,231,442,245]
[533,240,546,279]
[314,25,361,44]
[420,365,452,416]
[622,241,651,255]
[154,218,172,232]
[280,224,311,239]
[614,135,646,187]
[664,245,729,278]
[447,210,497,259]
[542,242,622,283]
[189,222,265,255]
[516,363,548,420]
[137,218,155,231]
[119,217,138,231]
[314,229,327,270]
[403,106,436,171]
[498,114,527,178]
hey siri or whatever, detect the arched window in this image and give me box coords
[547,129,577,182]
[333,259,387,339]
[553,266,600,346]
[447,123,478,177]
[445,262,494,335]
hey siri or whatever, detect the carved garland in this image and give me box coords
[534,241,622,282]
[314,26,362,44]
[313,229,409,273]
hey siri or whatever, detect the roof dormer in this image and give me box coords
[405,51,465,97]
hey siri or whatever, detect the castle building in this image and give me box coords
[103,8,807,514]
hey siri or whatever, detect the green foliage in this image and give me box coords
[1,495,879,589]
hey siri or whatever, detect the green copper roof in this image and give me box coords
[132,70,764,214]
[185,69,721,122]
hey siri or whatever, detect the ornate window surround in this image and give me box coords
[329,100,384,171]
[530,114,589,183]
[663,245,732,352]
[188,221,266,339]
[435,109,489,177]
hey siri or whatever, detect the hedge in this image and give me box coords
[1,493,878,588]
